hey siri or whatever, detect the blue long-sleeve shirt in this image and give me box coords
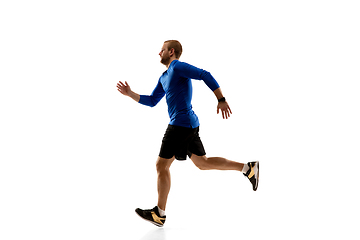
[139,60,220,128]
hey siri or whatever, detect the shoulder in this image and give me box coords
[172,60,192,71]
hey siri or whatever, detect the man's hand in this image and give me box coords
[117,81,131,96]
[213,88,232,119]
[116,81,140,102]
[217,101,232,119]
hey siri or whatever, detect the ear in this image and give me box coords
[169,48,175,57]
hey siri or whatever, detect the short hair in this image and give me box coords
[164,40,183,59]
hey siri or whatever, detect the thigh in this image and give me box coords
[187,127,206,158]
[159,125,180,159]
[159,125,194,161]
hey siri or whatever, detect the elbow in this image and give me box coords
[201,70,212,78]
[139,95,158,107]
[149,100,158,107]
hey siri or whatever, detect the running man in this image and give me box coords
[116,40,259,227]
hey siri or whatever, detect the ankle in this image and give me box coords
[241,163,249,174]
[157,206,166,217]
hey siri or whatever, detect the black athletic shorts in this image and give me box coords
[159,124,206,160]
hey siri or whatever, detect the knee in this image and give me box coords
[197,163,211,170]
[192,156,210,170]
[196,164,209,170]
[156,157,173,173]
[156,159,164,173]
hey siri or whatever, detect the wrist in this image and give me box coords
[218,97,226,103]
[128,91,140,102]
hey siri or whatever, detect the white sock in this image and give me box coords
[241,163,249,174]
[157,206,166,217]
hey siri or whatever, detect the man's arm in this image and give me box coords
[116,80,165,107]
[175,61,220,91]
[174,62,232,119]
[117,81,140,102]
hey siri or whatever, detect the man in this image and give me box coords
[116,40,259,227]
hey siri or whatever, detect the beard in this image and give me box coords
[160,55,170,66]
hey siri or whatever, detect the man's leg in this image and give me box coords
[134,155,174,227]
[190,154,259,191]
[156,156,175,211]
[190,154,245,171]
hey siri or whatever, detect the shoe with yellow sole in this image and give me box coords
[135,206,166,227]
[243,161,259,191]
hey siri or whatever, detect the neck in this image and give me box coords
[166,57,178,69]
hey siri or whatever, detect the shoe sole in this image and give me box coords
[254,161,259,191]
[135,210,164,227]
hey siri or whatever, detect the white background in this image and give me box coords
[1,0,359,239]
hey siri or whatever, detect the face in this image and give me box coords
[159,43,171,66]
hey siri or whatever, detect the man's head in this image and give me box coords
[159,40,182,66]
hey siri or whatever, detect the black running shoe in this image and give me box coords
[135,206,166,227]
[243,161,259,191]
